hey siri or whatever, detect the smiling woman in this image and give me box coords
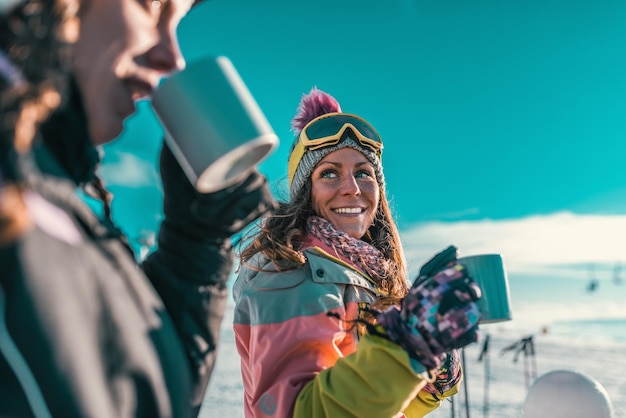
[233,87,482,418]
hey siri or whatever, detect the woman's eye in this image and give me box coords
[356,170,373,179]
[320,169,337,178]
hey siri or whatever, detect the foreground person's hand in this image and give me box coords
[160,142,277,242]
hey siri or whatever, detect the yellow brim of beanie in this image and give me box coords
[287,139,306,190]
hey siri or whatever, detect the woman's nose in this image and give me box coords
[339,175,361,196]
[147,27,185,75]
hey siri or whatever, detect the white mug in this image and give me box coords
[151,56,278,193]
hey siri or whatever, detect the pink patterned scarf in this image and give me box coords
[306,216,389,283]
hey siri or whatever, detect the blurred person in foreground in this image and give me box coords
[233,87,481,417]
[0,0,275,417]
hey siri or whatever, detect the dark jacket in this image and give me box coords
[0,85,232,418]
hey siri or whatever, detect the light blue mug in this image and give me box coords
[459,254,512,324]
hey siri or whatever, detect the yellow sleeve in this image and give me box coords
[293,334,442,418]
[403,377,461,418]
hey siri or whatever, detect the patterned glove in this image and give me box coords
[376,245,481,370]
[423,349,462,395]
[160,142,277,242]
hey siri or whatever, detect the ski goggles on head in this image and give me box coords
[288,112,384,186]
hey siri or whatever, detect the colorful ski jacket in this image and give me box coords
[233,238,460,417]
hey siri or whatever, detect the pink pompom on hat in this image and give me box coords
[290,87,342,134]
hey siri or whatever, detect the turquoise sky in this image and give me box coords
[99,0,626,290]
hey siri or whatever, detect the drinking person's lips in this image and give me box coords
[126,77,156,101]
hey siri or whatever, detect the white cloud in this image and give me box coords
[98,151,160,188]
[401,211,626,279]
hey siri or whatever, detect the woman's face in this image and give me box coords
[73,0,193,145]
[311,147,380,239]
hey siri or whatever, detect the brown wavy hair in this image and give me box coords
[0,0,78,245]
[1,0,78,151]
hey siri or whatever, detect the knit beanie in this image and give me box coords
[288,87,385,198]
